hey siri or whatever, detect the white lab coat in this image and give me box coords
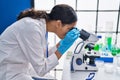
[0,17,59,80]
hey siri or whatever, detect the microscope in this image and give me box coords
[71,29,100,72]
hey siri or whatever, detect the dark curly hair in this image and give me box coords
[17,8,49,20]
[17,4,77,24]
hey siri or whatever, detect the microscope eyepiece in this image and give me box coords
[79,29,90,41]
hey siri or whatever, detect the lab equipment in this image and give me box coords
[104,63,114,73]
[58,28,80,54]
[116,54,120,67]
[32,77,49,80]
[95,60,104,68]
[116,67,120,75]
[93,35,114,63]
[71,29,100,72]
[111,46,120,56]
[86,72,95,80]
[94,35,103,51]
[95,56,113,63]
[105,21,113,51]
[32,77,55,80]
[106,36,112,50]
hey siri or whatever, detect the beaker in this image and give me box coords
[116,54,120,67]
[111,46,118,56]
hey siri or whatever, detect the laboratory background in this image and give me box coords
[0,0,120,80]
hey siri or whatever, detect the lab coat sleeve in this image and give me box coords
[48,46,58,56]
[16,19,59,76]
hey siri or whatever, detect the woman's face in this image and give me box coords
[55,21,77,39]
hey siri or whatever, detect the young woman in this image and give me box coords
[0,4,80,80]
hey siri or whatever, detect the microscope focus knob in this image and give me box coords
[76,58,82,65]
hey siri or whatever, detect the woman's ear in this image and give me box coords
[56,20,62,28]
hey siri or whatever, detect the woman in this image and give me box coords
[0,4,80,80]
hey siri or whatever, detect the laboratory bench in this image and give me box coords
[62,51,120,80]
